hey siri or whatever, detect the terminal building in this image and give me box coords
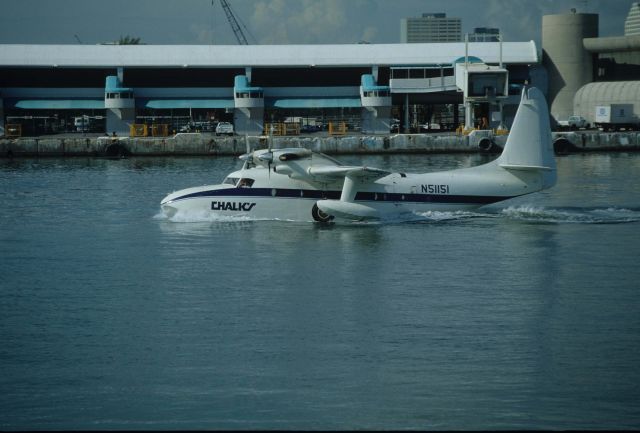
[2,3,640,139]
[0,41,539,137]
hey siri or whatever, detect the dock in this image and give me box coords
[1,131,639,158]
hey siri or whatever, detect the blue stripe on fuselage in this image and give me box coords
[172,188,340,201]
[169,187,511,205]
[353,191,504,204]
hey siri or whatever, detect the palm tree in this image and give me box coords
[117,35,142,45]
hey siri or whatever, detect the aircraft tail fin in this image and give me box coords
[498,87,556,189]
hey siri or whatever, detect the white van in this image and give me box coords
[215,122,234,136]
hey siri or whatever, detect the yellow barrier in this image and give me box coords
[130,124,148,137]
[456,125,476,136]
[328,122,347,135]
[455,124,509,136]
[5,124,22,138]
[284,122,300,136]
[263,123,280,135]
[151,124,169,137]
[264,122,300,136]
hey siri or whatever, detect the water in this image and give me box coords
[1,152,639,430]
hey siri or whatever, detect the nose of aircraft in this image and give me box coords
[160,192,178,218]
[161,202,178,218]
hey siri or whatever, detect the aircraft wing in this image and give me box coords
[307,165,391,182]
[261,148,391,183]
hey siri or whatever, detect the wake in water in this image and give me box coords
[154,205,640,225]
[412,205,640,225]
[153,209,295,224]
[497,205,640,224]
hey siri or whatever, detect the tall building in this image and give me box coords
[400,13,462,43]
[468,27,501,42]
[625,2,640,36]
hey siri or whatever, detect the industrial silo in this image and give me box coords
[542,11,599,124]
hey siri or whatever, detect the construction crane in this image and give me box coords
[219,0,249,45]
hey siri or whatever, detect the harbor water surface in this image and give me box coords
[1,152,640,430]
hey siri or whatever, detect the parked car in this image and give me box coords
[557,115,588,130]
[301,124,321,133]
[420,123,441,131]
[215,121,234,136]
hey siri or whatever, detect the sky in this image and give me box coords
[0,0,634,47]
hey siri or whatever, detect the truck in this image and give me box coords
[594,104,637,131]
[74,116,90,132]
[73,115,104,133]
[556,115,588,130]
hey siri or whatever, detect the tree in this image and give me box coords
[117,35,142,45]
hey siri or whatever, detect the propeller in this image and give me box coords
[257,150,273,179]
[237,136,255,184]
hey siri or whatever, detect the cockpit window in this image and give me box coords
[223,177,239,185]
[237,178,255,188]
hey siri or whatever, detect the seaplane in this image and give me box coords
[160,87,556,222]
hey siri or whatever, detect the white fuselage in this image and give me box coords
[160,158,544,222]
[160,87,556,222]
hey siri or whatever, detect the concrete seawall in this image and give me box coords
[1,131,639,157]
